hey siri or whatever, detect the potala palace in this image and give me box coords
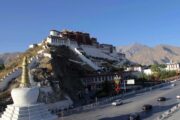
[0,29,128,117]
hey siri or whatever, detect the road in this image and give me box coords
[62,81,180,120]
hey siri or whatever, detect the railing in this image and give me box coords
[58,82,171,116]
[0,68,21,91]
[155,103,180,120]
[0,54,41,91]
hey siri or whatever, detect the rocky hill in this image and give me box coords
[0,29,129,107]
[116,43,180,65]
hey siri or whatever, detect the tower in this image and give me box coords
[0,57,58,120]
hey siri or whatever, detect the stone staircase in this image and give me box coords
[0,55,42,91]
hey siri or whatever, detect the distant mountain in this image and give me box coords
[0,53,21,65]
[116,43,180,65]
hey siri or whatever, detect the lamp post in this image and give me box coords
[123,79,126,94]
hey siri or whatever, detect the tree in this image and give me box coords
[150,64,160,73]
[101,80,113,96]
[0,64,5,71]
[159,64,166,68]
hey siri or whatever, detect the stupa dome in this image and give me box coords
[11,87,39,106]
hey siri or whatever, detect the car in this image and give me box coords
[142,104,152,111]
[112,99,123,106]
[171,83,176,87]
[176,95,180,99]
[128,113,141,120]
[157,97,166,101]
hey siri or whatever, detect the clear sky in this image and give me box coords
[1,0,180,52]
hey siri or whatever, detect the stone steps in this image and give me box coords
[0,103,58,120]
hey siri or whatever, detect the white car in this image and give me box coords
[112,99,123,106]
[176,95,180,99]
[172,84,176,87]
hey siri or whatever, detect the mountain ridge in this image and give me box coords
[116,43,180,65]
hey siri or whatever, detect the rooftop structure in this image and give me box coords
[0,57,58,120]
[44,29,127,70]
[47,29,97,46]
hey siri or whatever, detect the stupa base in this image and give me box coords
[0,103,58,120]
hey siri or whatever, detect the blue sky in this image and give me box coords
[0,0,180,52]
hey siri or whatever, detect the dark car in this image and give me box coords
[142,104,152,111]
[157,97,166,101]
[128,113,141,120]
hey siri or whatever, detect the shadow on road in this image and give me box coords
[122,101,133,105]
[160,87,171,90]
[99,114,128,120]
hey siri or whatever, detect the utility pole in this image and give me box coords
[123,80,126,93]
[95,97,98,104]
[61,110,64,120]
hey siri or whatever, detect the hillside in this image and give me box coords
[116,43,180,65]
[0,29,130,108]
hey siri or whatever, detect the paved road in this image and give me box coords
[62,81,180,120]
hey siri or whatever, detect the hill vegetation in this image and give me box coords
[0,46,42,79]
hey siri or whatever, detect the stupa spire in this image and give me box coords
[20,57,30,87]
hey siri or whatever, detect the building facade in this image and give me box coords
[81,73,122,92]
[166,63,180,72]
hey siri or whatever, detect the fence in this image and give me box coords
[0,68,21,91]
[155,103,180,120]
[58,82,171,116]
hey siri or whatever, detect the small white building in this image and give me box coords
[29,44,38,49]
[166,63,180,72]
[99,44,114,54]
[46,30,79,47]
[126,66,143,72]
[143,69,153,75]
[50,30,60,36]
[46,35,70,46]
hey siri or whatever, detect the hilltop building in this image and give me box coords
[45,29,126,62]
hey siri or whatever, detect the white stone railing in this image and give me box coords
[68,45,100,70]
[28,55,42,86]
[0,54,42,91]
[0,67,21,91]
[155,103,180,120]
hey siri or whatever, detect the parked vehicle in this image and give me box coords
[157,97,166,101]
[128,113,141,120]
[142,104,152,111]
[112,99,123,106]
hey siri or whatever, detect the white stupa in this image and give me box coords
[0,57,58,120]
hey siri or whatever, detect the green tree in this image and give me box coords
[159,64,166,68]
[0,64,5,71]
[102,80,113,96]
[151,64,160,73]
